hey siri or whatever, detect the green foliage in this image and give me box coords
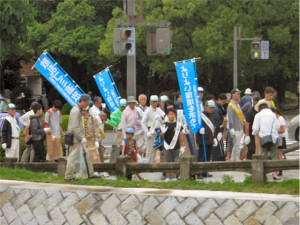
[61,103,72,115]
[222,174,235,184]
[61,115,69,131]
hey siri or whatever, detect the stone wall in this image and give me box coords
[0,180,299,225]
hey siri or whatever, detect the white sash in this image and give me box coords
[136,106,144,117]
[5,116,20,133]
[201,113,214,135]
[164,119,182,150]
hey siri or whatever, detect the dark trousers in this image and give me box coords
[32,140,45,162]
[246,135,256,160]
[198,144,212,162]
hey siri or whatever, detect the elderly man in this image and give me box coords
[242,91,261,116]
[1,104,20,161]
[135,94,148,156]
[121,96,136,137]
[142,95,165,163]
[240,88,252,107]
[65,94,100,181]
[227,88,245,161]
[89,96,102,117]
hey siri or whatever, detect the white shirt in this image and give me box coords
[89,105,101,126]
[121,106,136,137]
[278,116,286,137]
[7,115,20,138]
[141,106,165,133]
[252,108,280,143]
[19,110,34,127]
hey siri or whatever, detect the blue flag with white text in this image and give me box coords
[175,59,202,134]
[33,50,85,107]
[94,68,121,112]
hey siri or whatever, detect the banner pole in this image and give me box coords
[201,134,209,178]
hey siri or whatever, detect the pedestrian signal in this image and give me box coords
[113,28,133,55]
[251,41,261,59]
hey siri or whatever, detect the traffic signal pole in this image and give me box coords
[233,27,261,89]
[126,1,136,98]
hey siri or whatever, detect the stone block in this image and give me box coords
[205,213,223,225]
[117,194,130,201]
[45,190,58,197]
[2,202,17,223]
[145,210,166,225]
[244,216,260,225]
[196,198,218,220]
[76,191,89,199]
[27,218,38,225]
[10,217,22,225]
[100,193,111,201]
[27,190,47,209]
[136,195,148,203]
[13,188,22,195]
[65,207,84,225]
[196,197,207,204]
[33,205,50,225]
[215,199,238,220]
[275,202,299,224]
[264,216,281,225]
[165,211,185,225]
[0,189,14,208]
[185,212,204,225]
[49,207,66,225]
[215,198,226,205]
[126,209,143,225]
[0,217,8,225]
[107,209,128,225]
[234,201,258,222]
[120,195,140,215]
[157,197,179,218]
[17,204,34,224]
[29,189,39,196]
[234,199,246,206]
[254,201,277,223]
[12,189,32,208]
[156,196,167,203]
[75,194,97,215]
[142,196,160,217]
[89,209,108,225]
[274,201,285,208]
[175,198,198,218]
[0,187,8,193]
[254,200,265,207]
[224,215,242,225]
[59,193,79,213]
[44,192,63,212]
[100,194,121,215]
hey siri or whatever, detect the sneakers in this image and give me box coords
[89,175,102,179]
[165,178,171,182]
[65,178,77,182]
[99,172,110,177]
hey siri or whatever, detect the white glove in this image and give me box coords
[213,138,218,147]
[2,143,7,149]
[244,136,251,145]
[217,132,223,141]
[161,126,168,134]
[155,115,161,120]
[52,136,56,141]
[199,128,205,135]
[95,141,99,148]
[44,128,51,133]
[147,132,153,137]
[81,138,87,144]
[179,146,186,156]
[230,129,235,136]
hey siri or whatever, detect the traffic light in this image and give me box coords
[113,28,133,55]
[251,41,261,59]
[146,28,172,56]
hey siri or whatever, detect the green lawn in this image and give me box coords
[0,167,299,195]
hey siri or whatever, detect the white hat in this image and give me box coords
[120,98,127,107]
[127,96,136,103]
[159,95,169,102]
[150,95,159,102]
[255,99,271,112]
[244,88,252,95]
[8,103,16,109]
[205,100,216,108]
[198,87,204,92]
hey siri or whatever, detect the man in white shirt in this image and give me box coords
[142,95,165,163]
[1,104,20,161]
[89,96,102,119]
[135,94,148,156]
[121,96,136,137]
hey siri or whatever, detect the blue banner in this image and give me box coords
[175,59,202,134]
[33,50,85,107]
[94,68,120,112]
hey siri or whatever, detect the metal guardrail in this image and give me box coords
[1,154,299,183]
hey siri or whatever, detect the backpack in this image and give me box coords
[120,138,136,155]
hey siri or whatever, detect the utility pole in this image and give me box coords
[126,0,136,98]
[233,27,261,89]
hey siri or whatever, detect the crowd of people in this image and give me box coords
[0,85,287,181]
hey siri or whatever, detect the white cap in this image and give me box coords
[8,103,16,109]
[245,88,252,95]
[160,95,169,102]
[120,98,127,107]
[198,87,204,92]
[150,95,159,102]
[205,100,216,108]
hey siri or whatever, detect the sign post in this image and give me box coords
[261,41,269,59]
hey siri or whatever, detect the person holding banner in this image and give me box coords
[196,100,219,179]
[121,96,136,138]
[142,95,165,163]
[65,94,100,181]
[227,88,245,161]
[134,94,148,156]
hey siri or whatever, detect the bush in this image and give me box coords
[61,103,72,115]
[61,115,69,131]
